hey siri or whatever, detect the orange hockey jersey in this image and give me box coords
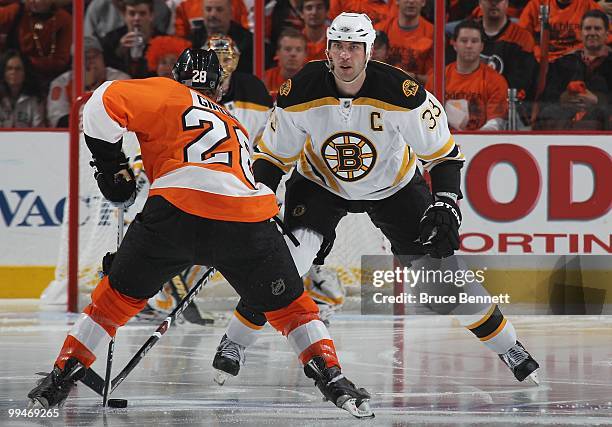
[83,78,278,222]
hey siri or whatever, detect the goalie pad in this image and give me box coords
[139,267,214,325]
[303,265,345,323]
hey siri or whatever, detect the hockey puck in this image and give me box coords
[107,398,128,408]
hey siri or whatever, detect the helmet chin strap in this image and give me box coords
[325,50,369,85]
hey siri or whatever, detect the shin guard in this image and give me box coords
[56,276,147,368]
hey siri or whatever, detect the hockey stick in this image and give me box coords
[79,266,216,396]
[102,207,124,407]
[272,215,300,247]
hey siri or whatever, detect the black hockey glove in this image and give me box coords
[418,197,462,259]
[101,252,115,276]
[90,156,136,208]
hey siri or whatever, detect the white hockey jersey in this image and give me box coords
[256,60,464,200]
[220,72,272,150]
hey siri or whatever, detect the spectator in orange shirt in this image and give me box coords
[174,0,248,42]
[427,20,509,130]
[519,0,603,62]
[441,0,538,124]
[299,0,329,62]
[470,0,530,19]
[376,0,433,82]
[264,28,308,93]
[329,0,391,24]
[12,0,72,86]
[371,29,390,62]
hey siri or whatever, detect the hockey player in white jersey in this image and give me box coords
[207,34,347,322]
[212,12,540,387]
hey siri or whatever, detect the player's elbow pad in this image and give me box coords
[84,133,124,162]
[252,158,284,193]
[429,160,463,199]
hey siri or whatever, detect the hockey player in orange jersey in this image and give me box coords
[26,48,373,419]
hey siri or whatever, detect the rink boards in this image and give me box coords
[0,132,610,299]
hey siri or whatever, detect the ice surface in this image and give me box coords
[1,300,611,426]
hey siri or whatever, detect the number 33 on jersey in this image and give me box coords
[83,77,278,222]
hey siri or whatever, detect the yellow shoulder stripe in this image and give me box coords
[417,136,456,161]
[283,97,340,112]
[233,101,270,112]
[353,97,412,112]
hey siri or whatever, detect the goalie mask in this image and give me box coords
[172,48,223,100]
[204,35,240,82]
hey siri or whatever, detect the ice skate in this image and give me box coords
[27,358,86,409]
[304,356,374,419]
[499,341,540,385]
[212,334,245,385]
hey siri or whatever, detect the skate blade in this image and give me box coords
[340,398,375,419]
[213,369,230,386]
[527,370,540,386]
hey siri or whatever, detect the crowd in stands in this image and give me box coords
[0,0,610,130]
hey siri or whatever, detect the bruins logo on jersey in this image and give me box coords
[279,79,292,96]
[321,132,377,182]
[403,80,419,97]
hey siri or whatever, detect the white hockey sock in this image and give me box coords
[226,310,264,347]
[457,304,517,354]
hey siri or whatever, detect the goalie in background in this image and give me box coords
[211,11,539,388]
[27,48,373,418]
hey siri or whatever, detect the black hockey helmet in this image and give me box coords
[172,48,223,96]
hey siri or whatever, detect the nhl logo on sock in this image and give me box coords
[292,204,306,217]
[271,279,286,295]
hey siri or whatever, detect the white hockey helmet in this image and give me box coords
[326,12,376,58]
